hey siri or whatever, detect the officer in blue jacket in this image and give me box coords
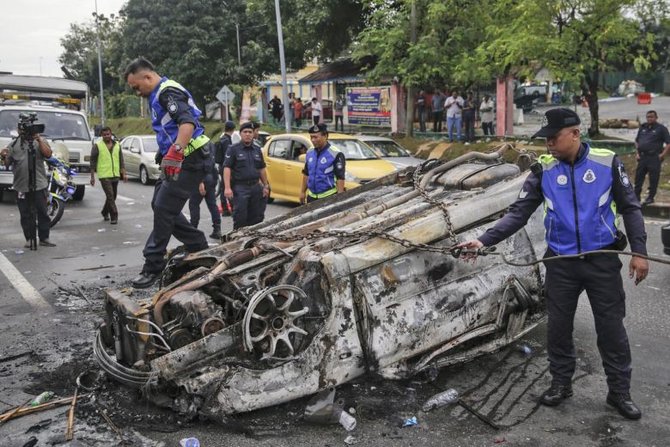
[124,57,213,288]
[222,122,269,229]
[300,123,346,204]
[459,108,649,420]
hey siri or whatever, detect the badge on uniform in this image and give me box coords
[320,157,328,164]
[557,174,568,186]
[583,168,596,183]
[167,96,178,115]
[618,164,631,187]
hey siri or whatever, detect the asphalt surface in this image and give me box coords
[0,147,669,446]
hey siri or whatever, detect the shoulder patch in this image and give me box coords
[167,95,178,115]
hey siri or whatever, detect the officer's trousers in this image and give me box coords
[142,153,208,274]
[634,154,661,201]
[544,250,631,393]
[232,183,266,230]
[189,178,220,229]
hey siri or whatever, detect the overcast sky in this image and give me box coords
[0,0,127,78]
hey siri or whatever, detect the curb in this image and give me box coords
[641,203,670,219]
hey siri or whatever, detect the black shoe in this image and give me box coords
[101,212,110,221]
[642,198,654,206]
[540,383,573,406]
[607,392,641,420]
[39,240,56,247]
[110,219,118,225]
[209,231,222,240]
[132,272,159,289]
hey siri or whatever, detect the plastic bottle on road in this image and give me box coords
[422,388,459,412]
[30,391,55,406]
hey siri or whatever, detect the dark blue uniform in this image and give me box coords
[478,143,647,395]
[223,141,267,229]
[634,122,670,203]
[188,163,221,234]
[142,79,213,275]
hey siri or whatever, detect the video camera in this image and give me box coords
[18,112,45,137]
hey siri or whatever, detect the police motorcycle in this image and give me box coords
[45,156,76,227]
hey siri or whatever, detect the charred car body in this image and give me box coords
[95,146,547,419]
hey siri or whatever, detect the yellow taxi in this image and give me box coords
[262,133,397,204]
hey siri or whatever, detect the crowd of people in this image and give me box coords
[416,89,496,141]
[266,94,349,130]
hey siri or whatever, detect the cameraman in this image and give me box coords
[0,124,56,247]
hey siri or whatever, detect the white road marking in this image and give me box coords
[116,194,135,202]
[0,252,52,311]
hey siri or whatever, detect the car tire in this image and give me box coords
[662,223,670,255]
[72,185,85,201]
[140,165,150,185]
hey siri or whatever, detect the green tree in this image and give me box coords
[59,13,125,93]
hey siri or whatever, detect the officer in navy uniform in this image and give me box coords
[222,122,269,229]
[633,110,670,205]
[216,120,236,216]
[458,108,649,420]
[300,123,346,204]
[124,57,213,288]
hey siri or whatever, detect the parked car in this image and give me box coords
[95,145,547,418]
[120,135,161,184]
[357,135,423,168]
[262,133,397,203]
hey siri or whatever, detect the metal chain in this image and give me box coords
[412,164,458,244]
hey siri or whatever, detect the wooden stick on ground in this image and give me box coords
[0,396,84,423]
[0,398,32,424]
[65,387,79,441]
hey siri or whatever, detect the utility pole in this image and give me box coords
[274,0,291,133]
[94,0,105,125]
[236,23,241,66]
[405,1,417,137]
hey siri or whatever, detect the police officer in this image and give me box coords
[459,108,649,420]
[216,120,235,216]
[124,57,213,288]
[300,123,345,204]
[188,162,221,240]
[222,121,269,229]
[633,110,670,205]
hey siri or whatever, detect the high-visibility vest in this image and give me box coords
[96,139,121,178]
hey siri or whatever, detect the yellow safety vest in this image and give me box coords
[96,139,121,178]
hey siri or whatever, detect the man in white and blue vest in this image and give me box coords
[300,123,345,204]
[459,108,649,420]
[124,57,213,289]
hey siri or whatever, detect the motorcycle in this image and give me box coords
[45,156,76,227]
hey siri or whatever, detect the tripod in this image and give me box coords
[26,136,38,251]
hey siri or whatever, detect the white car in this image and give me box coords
[120,135,161,184]
[357,135,423,168]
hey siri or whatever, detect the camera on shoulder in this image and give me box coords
[18,112,45,137]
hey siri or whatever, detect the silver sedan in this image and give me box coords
[120,135,161,185]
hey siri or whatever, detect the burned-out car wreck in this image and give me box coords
[95,145,547,419]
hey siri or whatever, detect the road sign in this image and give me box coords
[216,85,236,103]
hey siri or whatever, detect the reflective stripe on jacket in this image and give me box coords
[539,145,618,254]
[95,139,121,178]
[306,144,338,195]
[149,78,208,155]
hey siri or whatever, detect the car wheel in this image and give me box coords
[140,166,149,185]
[72,185,85,201]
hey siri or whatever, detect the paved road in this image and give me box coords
[0,178,669,446]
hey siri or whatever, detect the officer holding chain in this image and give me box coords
[300,123,345,204]
[459,108,648,420]
[124,57,214,289]
[222,121,269,229]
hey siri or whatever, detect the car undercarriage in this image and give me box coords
[95,144,547,420]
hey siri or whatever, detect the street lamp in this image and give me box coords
[94,0,105,125]
[274,0,291,133]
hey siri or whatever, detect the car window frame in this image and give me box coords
[268,138,292,160]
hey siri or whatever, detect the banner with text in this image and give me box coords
[346,87,391,127]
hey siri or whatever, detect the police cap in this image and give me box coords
[224,120,235,130]
[240,121,254,132]
[533,108,581,138]
[308,123,328,134]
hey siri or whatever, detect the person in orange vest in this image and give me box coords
[90,127,127,224]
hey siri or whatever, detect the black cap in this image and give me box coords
[224,120,235,130]
[308,123,328,134]
[532,108,581,138]
[240,121,254,131]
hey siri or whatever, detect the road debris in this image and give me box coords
[65,383,79,440]
[0,350,33,363]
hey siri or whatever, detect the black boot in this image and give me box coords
[540,383,573,406]
[209,224,222,240]
[606,392,641,420]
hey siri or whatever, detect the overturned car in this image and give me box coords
[95,145,547,419]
